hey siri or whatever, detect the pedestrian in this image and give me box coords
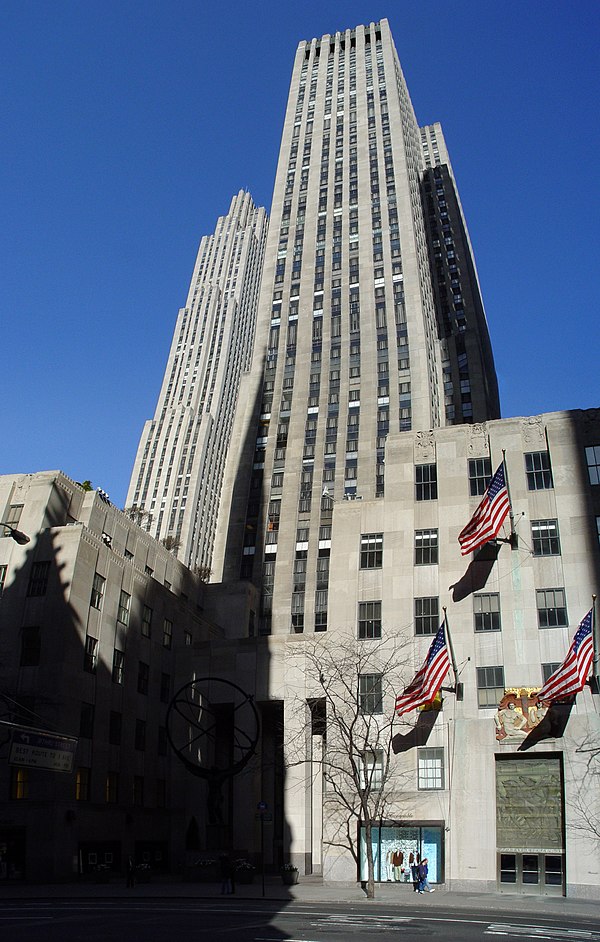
[410,852,420,892]
[219,854,235,895]
[417,857,435,893]
[126,855,136,888]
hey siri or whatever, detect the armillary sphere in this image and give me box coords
[166,677,259,780]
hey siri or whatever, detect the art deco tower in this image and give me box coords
[126,191,268,570]
[212,19,499,627]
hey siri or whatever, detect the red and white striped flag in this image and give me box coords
[458,462,511,555]
[395,623,451,716]
[537,609,595,703]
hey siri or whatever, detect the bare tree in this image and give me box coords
[570,731,600,842]
[123,505,153,528]
[285,635,412,899]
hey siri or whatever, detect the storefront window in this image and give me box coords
[359,823,443,883]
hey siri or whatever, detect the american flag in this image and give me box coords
[537,609,595,703]
[458,462,511,555]
[395,623,451,716]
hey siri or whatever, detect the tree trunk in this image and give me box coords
[364,818,376,899]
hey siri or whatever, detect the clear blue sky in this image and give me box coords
[2,1,599,508]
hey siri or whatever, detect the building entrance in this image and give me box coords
[495,754,565,896]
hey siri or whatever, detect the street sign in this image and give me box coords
[9,730,77,773]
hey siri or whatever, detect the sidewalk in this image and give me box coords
[0,874,598,922]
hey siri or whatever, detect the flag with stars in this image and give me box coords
[458,461,511,555]
[537,609,595,703]
[395,623,451,716]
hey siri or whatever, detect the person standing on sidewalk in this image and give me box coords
[417,858,435,894]
[410,853,420,892]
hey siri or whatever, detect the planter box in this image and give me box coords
[281,870,299,886]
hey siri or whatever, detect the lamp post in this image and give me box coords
[0,523,30,545]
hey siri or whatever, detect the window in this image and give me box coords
[542,662,561,683]
[474,593,501,632]
[358,750,384,791]
[418,747,444,789]
[112,649,124,685]
[0,564,6,597]
[109,710,122,746]
[141,604,152,638]
[184,629,192,646]
[10,768,28,800]
[585,445,600,484]
[75,767,91,801]
[117,590,131,626]
[133,775,144,807]
[20,627,41,667]
[416,464,437,501]
[536,588,568,628]
[360,533,383,569]
[415,597,439,636]
[525,451,553,490]
[137,661,149,695]
[27,561,50,597]
[158,725,168,757]
[163,618,173,648]
[358,601,382,639]
[135,718,146,751]
[415,529,438,565]
[468,457,491,497]
[359,673,383,714]
[105,771,118,804]
[160,672,171,704]
[532,519,560,556]
[79,702,95,739]
[90,572,105,610]
[83,635,97,673]
[476,666,505,708]
[2,504,23,538]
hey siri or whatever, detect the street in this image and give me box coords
[1,899,599,942]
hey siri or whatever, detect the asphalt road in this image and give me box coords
[1,899,599,942]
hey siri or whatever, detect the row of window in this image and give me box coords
[10,767,165,807]
[357,590,567,639]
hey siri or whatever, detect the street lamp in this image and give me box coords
[0,523,30,545]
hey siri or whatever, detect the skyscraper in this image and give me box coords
[126,191,267,571]
[213,19,499,623]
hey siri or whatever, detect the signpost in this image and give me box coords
[8,730,77,773]
[257,801,269,897]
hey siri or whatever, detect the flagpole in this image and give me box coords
[443,607,462,700]
[501,449,518,550]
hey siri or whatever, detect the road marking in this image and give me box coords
[486,926,599,941]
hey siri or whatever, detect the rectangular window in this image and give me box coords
[112,649,124,685]
[160,672,171,704]
[418,747,444,789]
[117,590,131,626]
[474,593,501,632]
[415,529,438,565]
[586,445,600,485]
[133,775,144,807]
[20,626,41,667]
[106,771,118,804]
[2,504,23,538]
[525,451,553,490]
[158,725,168,757]
[0,564,7,597]
[109,710,122,746]
[75,767,91,801]
[468,457,492,497]
[83,635,97,673]
[358,750,384,791]
[542,662,561,683]
[135,718,146,751]
[415,463,437,501]
[27,561,50,597]
[476,666,505,708]
[163,618,173,648]
[137,661,149,695]
[141,604,152,638]
[360,533,383,569]
[415,597,439,636]
[536,588,568,628]
[10,767,28,800]
[79,702,95,739]
[90,572,105,610]
[532,519,561,556]
[359,673,383,714]
[358,600,382,639]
